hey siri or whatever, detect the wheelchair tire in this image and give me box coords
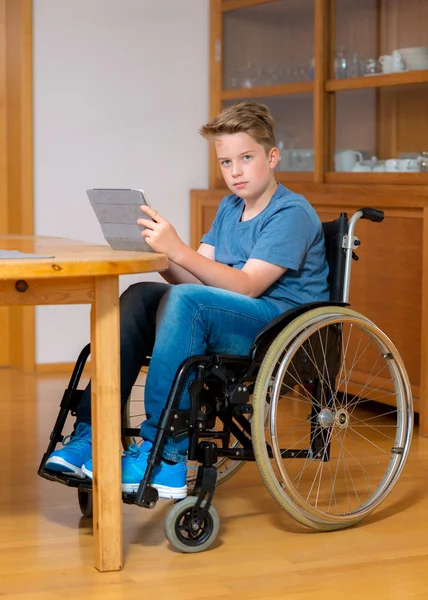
[164,497,220,553]
[78,489,93,518]
[252,306,413,531]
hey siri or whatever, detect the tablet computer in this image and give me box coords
[86,188,156,252]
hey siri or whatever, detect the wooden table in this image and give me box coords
[0,235,168,571]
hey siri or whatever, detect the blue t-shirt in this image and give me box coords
[201,183,329,312]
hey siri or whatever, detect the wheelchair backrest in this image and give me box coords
[322,212,348,302]
[249,212,349,363]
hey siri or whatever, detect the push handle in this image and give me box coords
[359,207,384,222]
[343,207,384,303]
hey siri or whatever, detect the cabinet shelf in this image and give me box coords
[326,70,428,92]
[275,172,314,182]
[325,172,428,185]
[222,0,280,11]
[221,82,314,100]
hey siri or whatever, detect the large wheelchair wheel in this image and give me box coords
[252,306,413,531]
[122,382,245,491]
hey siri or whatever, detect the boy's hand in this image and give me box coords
[137,205,185,261]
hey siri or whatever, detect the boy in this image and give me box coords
[46,101,329,499]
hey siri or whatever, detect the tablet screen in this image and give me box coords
[87,188,156,252]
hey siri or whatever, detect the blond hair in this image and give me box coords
[199,101,276,153]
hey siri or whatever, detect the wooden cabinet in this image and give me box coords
[192,0,428,433]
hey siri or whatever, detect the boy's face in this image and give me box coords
[214,132,279,201]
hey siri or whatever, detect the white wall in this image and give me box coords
[33,0,210,364]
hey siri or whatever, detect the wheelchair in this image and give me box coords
[38,207,413,553]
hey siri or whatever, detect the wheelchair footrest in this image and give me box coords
[122,486,158,508]
[38,467,92,489]
[40,468,160,508]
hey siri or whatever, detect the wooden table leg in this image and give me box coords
[90,275,123,571]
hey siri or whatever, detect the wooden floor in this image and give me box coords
[1,368,428,600]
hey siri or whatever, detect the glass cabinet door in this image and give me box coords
[214,0,428,183]
[218,0,315,183]
[222,0,315,90]
[333,84,428,174]
[334,0,378,80]
[331,0,428,177]
[333,89,377,172]
[334,0,428,79]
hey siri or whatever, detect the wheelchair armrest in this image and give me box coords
[250,301,348,365]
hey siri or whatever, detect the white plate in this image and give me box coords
[363,70,409,76]
[399,46,428,54]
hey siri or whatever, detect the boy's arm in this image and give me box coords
[159,244,215,285]
[173,247,286,297]
[139,206,286,297]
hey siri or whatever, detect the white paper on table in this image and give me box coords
[0,249,55,259]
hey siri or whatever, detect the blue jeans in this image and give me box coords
[76,282,283,463]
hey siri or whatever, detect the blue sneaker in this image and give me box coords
[45,422,92,478]
[81,441,152,479]
[121,444,187,499]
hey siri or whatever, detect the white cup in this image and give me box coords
[372,164,386,172]
[399,158,419,172]
[335,150,363,172]
[392,50,405,72]
[385,159,400,172]
[379,55,394,73]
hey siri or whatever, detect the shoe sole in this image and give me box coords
[45,457,86,479]
[122,482,187,499]
[81,465,93,479]
[82,467,186,500]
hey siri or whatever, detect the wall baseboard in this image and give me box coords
[35,363,148,376]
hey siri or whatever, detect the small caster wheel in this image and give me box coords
[78,488,93,518]
[164,497,220,553]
